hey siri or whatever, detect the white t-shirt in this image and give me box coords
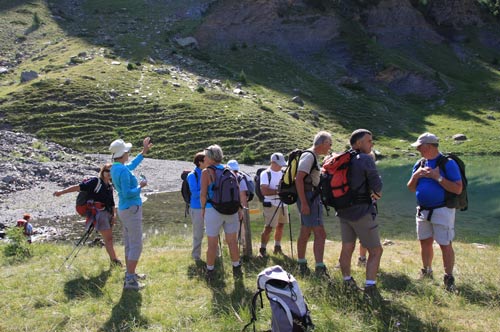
[261,168,286,207]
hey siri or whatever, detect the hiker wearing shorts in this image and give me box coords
[407,132,463,292]
[54,163,120,266]
[200,145,242,280]
[336,129,383,298]
[258,152,288,257]
[296,131,332,276]
[188,152,207,262]
[109,137,152,290]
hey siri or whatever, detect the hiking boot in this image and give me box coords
[419,268,434,280]
[233,264,243,279]
[123,276,145,290]
[273,245,284,255]
[135,273,147,280]
[315,265,330,278]
[110,258,123,267]
[298,262,310,276]
[343,277,361,292]
[364,285,387,306]
[357,257,367,267]
[205,269,215,282]
[444,274,456,292]
[259,247,267,258]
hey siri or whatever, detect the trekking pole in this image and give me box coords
[218,233,224,273]
[58,223,95,271]
[288,205,294,260]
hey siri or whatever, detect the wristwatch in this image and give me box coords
[437,176,443,183]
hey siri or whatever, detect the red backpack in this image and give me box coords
[319,150,368,210]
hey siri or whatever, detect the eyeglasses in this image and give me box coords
[103,170,111,173]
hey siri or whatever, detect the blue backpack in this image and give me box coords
[208,166,241,215]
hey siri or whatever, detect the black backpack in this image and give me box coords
[208,166,241,215]
[75,177,102,216]
[254,167,271,203]
[278,150,317,205]
[181,170,198,216]
[437,154,468,211]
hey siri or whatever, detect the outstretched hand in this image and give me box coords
[142,137,153,155]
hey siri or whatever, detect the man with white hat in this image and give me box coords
[258,152,289,257]
[407,132,463,292]
[227,159,250,256]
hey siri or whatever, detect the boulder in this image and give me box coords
[174,36,198,48]
[291,96,304,106]
[452,134,467,141]
[20,70,38,83]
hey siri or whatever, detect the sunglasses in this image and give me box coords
[103,170,111,173]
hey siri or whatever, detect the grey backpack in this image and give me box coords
[243,265,314,332]
[208,165,241,215]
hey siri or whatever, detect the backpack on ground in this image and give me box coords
[436,153,468,211]
[75,177,102,216]
[238,170,255,202]
[243,265,314,332]
[254,167,272,203]
[319,150,371,210]
[208,165,241,215]
[181,170,198,216]
[278,150,317,205]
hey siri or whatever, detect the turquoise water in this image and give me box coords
[140,155,500,245]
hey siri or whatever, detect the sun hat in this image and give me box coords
[227,159,239,171]
[109,139,132,158]
[270,153,287,167]
[410,132,439,147]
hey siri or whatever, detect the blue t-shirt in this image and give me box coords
[413,154,462,208]
[187,167,213,209]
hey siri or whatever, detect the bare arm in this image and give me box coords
[296,171,309,215]
[53,184,80,197]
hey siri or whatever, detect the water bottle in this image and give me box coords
[139,174,147,183]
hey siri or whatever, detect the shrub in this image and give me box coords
[3,227,32,261]
[238,70,247,85]
[239,146,255,164]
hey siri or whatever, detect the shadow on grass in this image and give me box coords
[458,283,500,307]
[100,289,149,332]
[63,269,111,299]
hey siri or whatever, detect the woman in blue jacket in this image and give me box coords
[109,137,152,290]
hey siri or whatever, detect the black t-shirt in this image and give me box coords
[79,177,115,210]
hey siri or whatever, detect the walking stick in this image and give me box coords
[58,222,95,271]
[288,205,294,260]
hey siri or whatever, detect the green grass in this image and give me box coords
[1,0,500,162]
[1,234,499,331]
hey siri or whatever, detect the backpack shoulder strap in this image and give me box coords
[436,154,449,175]
[94,177,102,193]
[301,150,318,173]
[242,290,263,332]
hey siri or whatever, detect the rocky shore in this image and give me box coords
[0,130,262,241]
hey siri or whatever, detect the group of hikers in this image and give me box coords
[43,129,462,297]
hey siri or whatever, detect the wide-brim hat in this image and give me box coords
[109,139,132,158]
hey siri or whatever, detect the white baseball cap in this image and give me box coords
[227,159,239,171]
[109,139,132,158]
[270,153,287,167]
[410,132,439,147]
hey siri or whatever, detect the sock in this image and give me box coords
[274,241,281,246]
[315,262,325,268]
[232,261,240,267]
[206,265,215,271]
[298,258,307,264]
[359,256,367,260]
[260,243,266,249]
[365,280,376,286]
[343,276,352,281]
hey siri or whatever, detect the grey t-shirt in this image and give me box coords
[336,152,383,221]
[297,150,320,189]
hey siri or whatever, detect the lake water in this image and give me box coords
[139,155,500,245]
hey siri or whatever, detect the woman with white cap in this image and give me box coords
[109,136,152,290]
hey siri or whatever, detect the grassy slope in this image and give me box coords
[0,0,500,162]
[1,235,499,332]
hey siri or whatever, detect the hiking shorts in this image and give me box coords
[297,192,323,227]
[416,206,455,245]
[118,205,143,261]
[205,207,239,237]
[94,210,113,231]
[339,213,381,248]
[263,205,289,228]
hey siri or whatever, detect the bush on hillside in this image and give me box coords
[3,227,32,261]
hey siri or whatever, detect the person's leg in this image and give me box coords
[99,229,117,260]
[420,237,434,269]
[124,206,143,275]
[440,243,455,275]
[312,225,326,264]
[190,208,204,260]
[366,245,383,281]
[225,231,240,263]
[206,235,219,267]
[274,223,285,242]
[260,226,273,247]
[340,242,355,278]
[95,210,118,262]
[297,226,311,260]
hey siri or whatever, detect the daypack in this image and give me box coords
[278,150,317,205]
[181,170,199,216]
[254,167,271,203]
[208,165,241,215]
[421,153,468,211]
[238,170,255,202]
[319,150,371,210]
[75,177,102,216]
[243,265,314,332]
